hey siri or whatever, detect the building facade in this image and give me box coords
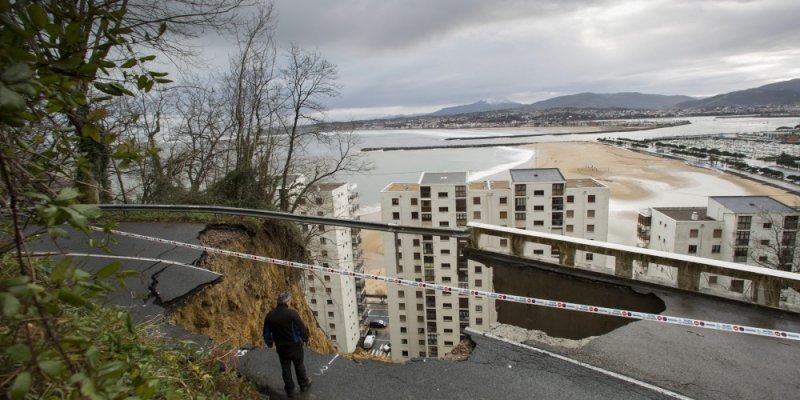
[381,168,609,361]
[637,196,799,294]
[299,183,365,352]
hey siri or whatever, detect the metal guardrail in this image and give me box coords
[98,204,470,238]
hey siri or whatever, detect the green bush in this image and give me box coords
[0,256,262,399]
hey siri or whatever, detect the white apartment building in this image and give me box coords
[299,182,365,352]
[637,196,799,294]
[381,168,609,361]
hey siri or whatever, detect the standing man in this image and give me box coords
[263,292,312,397]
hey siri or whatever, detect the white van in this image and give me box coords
[363,334,375,349]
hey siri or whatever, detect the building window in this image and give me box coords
[515,184,526,196]
[413,239,420,246]
[476,318,483,325]
[689,229,698,238]
[587,224,595,233]
[392,212,400,220]
[533,249,544,255]
[566,195,574,203]
[533,205,544,211]
[688,245,698,254]
[758,256,768,262]
[324,275,331,282]
[500,238,508,247]
[328,311,334,317]
[441,249,450,255]
[321,250,328,257]
[312,311,318,316]
[533,220,544,226]
[515,212,525,221]
[400,315,406,322]
[473,211,481,219]
[761,239,770,246]
[410,211,419,219]
[326,299,333,305]
[438,206,449,212]
[438,192,448,198]
[499,211,508,219]
[587,209,595,218]
[763,222,772,229]
[411,198,418,205]
[399,303,406,310]
[455,185,466,197]
[499,197,508,204]
[392,198,399,206]
[586,253,594,261]
[473,197,481,205]
[534,190,544,196]
[737,216,752,230]
[475,279,482,287]
[712,245,721,254]
[566,210,574,218]
[398,290,405,298]
[730,279,745,293]
[735,231,750,246]
[566,225,574,232]
[713,229,722,238]
[320,237,327,245]
[734,247,748,262]
[439,221,449,227]
[515,197,526,211]
[420,186,431,198]
[587,195,596,203]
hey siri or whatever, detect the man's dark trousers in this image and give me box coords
[277,343,309,394]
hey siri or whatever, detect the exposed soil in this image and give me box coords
[169,222,335,353]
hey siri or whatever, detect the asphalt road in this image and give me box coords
[237,332,681,400]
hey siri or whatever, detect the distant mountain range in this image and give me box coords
[427,78,800,116]
[430,99,526,116]
[675,78,800,109]
[528,92,694,110]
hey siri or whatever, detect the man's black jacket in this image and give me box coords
[263,303,309,347]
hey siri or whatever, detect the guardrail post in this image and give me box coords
[676,261,701,291]
[753,276,781,307]
[614,251,633,278]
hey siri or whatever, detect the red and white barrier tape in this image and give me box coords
[92,226,800,341]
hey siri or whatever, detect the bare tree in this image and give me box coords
[749,213,800,272]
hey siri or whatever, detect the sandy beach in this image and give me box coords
[359,141,800,295]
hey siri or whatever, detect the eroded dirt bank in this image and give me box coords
[170,222,335,353]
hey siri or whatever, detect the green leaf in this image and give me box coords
[1,276,31,289]
[96,262,121,279]
[51,257,72,283]
[139,55,156,62]
[9,372,31,400]
[39,360,66,377]
[126,312,134,333]
[72,203,102,219]
[5,344,32,363]
[55,187,80,202]
[98,360,126,378]
[27,4,48,28]
[1,293,22,317]
[81,124,101,142]
[58,288,93,309]
[120,58,137,68]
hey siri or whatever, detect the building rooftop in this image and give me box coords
[490,181,511,190]
[509,168,565,183]
[566,178,605,188]
[382,183,419,192]
[420,172,467,185]
[469,181,489,190]
[710,196,796,213]
[653,207,715,221]
[315,182,347,191]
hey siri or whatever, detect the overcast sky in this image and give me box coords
[210,0,800,120]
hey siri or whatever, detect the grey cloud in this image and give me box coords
[264,0,800,114]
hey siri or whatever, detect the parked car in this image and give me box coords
[380,343,391,353]
[369,319,388,328]
[363,334,375,350]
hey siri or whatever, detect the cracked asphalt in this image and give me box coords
[28,222,800,399]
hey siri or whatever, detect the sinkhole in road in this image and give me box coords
[492,263,666,340]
